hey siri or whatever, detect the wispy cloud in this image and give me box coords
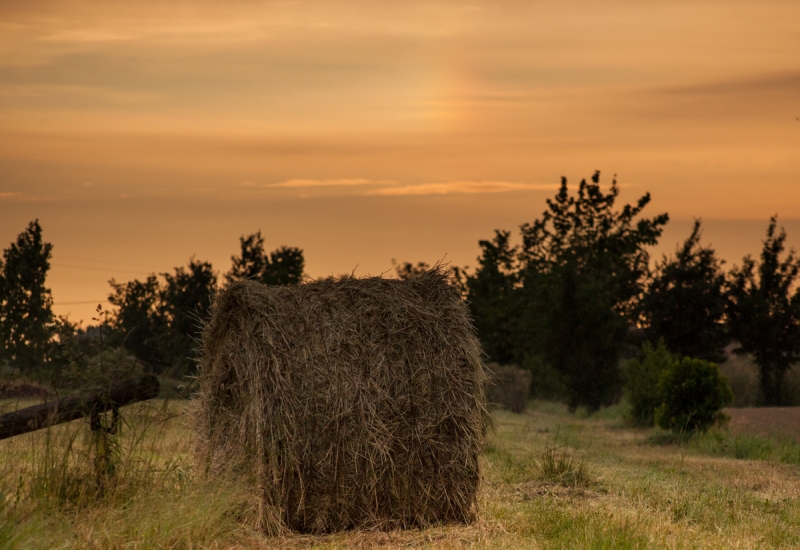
[367,181,557,196]
[657,71,800,97]
[0,192,52,202]
[267,178,394,188]
[0,84,156,103]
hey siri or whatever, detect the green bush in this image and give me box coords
[625,341,674,427]
[654,357,733,433]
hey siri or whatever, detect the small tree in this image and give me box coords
[655,357,732,433]
[392,259,431,280]
[109,258,217,375]
[226,231,304,286]
[108,275,166,371]
[728,217,800,406]
[161,258,217,375]
[0,220,55,377]
[640,220,728,362]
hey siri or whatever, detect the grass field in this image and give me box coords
[2,398,799,549]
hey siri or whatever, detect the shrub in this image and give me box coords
[625,341,674,427]
[654,357,733,433]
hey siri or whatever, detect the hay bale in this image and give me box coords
[484,364,532,413]
[194,268,486,534]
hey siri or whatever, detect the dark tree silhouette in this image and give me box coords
[465,231,520,365]
[466,172,668,411]
[226,231,304,286]
[161,258,217,375]
[392,259,431,280]
[728,217,800,406]
[108,275,166,370]
[0,220,55,375]
[518,172,668,410]
[108,258,217,375]
[640,220,728,362]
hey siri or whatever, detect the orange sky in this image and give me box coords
[1,0,799,323]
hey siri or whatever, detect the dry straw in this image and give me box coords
[194,267,486,534]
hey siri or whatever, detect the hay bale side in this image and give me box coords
[194,268,486,534]
[484,364,532,413]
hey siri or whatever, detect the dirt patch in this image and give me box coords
[725,407,800,442]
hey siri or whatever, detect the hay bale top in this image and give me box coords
[195,267,486,534]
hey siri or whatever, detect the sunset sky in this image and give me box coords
[1,0,799,324]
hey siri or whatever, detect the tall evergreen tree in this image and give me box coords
[467,172,668,410]
[0,220,55,376]
[728,217,800,406]
[517,173,668,410]
[640,220,728,362]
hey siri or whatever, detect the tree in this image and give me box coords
[108,275,166,371]
[226,231,304,286]
[640,220,728,362]
[517,172,668,410]
[0,220,55,376]
[728,217,800,406]
[161,258,217,374]
[108,258,217,375]
[465,231,520,365]
[654,357,732,433]
[392,259,431,280]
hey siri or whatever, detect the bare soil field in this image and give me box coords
[726,407,800,442]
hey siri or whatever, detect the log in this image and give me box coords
[0,375,160,441]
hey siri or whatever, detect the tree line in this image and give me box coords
[0,224,304,384]
[462,173,800,409]
[2,173,800,409]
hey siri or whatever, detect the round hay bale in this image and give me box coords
[194,267,486,534]
[485,364,532,414]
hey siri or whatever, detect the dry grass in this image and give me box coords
[195,269,487,534]
[2,397,800,548]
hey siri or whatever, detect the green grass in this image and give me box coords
[2,397,800,548]
[690,430,800,464]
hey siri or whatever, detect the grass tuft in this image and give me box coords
[537,442,591,487]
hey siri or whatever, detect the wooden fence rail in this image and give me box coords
[0,375,160,441]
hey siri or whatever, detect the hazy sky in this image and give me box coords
[1,0,799,323]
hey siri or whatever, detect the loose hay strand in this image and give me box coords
[194,267,487,534]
